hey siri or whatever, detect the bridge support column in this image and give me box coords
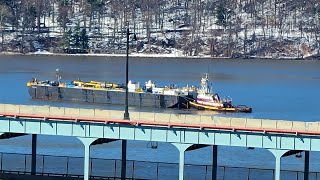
[212,145,218,180]
[172,143,193,180]
[121,140,127,180]
[31,134,37,175]
[304,151,310,180]
[78,137,98,180]
[268,149,289,180]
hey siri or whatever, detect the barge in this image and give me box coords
[27,70,196,108]
[27,70,252,113]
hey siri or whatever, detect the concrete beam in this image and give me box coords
[246,119,262,128]
[268,149,289,180]
[77,137,98,180]
[172,143,193,180]
[230,118,246,127]
[277,120,293,130]
[306,122,319,132]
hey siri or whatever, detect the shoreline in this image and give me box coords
[0,51,231,59]
[0,51,318,60]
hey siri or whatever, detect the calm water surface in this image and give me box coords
[0,55,320,174]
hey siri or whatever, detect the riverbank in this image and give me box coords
[0,51,318,60]
[0,51,216,59]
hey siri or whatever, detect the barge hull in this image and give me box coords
[28,86,187,108]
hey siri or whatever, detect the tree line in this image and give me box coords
[0,0,319,57]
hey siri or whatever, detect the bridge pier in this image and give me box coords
[268,149,289,180]
[172,143,193,180]
[304,151,310,180]
[78,137,98,180]
[31,134,37,175]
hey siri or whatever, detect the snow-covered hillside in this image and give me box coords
[0,0,319,59]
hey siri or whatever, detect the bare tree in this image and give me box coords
[57,0,71,33]
[0,4,9,51]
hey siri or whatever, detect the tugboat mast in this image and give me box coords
[200,73,210,94]
[56,68,61,82]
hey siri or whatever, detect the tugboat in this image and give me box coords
[188,74,252,113]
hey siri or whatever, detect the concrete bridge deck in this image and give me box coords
[0,103,319,135]
[0,103,319,180]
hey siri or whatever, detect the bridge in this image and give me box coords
[0,103,319,180]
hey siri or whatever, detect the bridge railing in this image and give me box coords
[0,152,318,180]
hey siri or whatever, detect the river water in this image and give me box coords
[0,55,319,178]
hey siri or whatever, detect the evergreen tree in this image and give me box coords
[62,29,72,49]
[216,4,226,28]
[0,4,9,50]
[72,23,81,48]
[80,28,89,51]
[22,3,37,30]
[57,0,71,32]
